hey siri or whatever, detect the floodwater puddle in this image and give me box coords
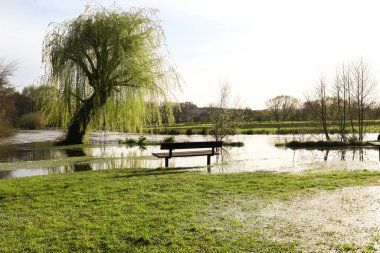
[222,186,380,251]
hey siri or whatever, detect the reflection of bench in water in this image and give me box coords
[152,141,223,167]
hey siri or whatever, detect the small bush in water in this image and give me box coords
[137,136,147,146]
[162,136,175,143]
[121,138,138,145]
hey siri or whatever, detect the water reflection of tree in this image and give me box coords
[66,149,92,171]
[316,148,368,162]
[0,143,69,162]
[291,147,376,164]
[324,150,330,161]
[213,147,233,173]
[47,148,92,175]
[0,145,18,162]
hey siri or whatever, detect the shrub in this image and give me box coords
[223,141,244,147]
[152,129,161,134]
[162,136,175,143]
[18,112,43,130]
[120,138,138,145]
[168,129,180,135]
[0,112,14,137]
[0,124,14,137]
[119,136,149,146]
[137,136,147,146]
[199,129,208,135]
[186,128,193,135]
[348,135,358,143]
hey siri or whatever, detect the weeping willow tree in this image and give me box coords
[42,6,178,144]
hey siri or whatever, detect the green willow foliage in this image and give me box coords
[41,6,179,135]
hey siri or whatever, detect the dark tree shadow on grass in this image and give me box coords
[112,167,202,179]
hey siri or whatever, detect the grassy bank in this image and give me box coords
[1,168,380,252]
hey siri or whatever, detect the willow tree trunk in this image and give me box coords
[61,91,109,145]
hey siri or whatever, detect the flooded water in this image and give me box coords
[1,130,380,179]
[218,185,380,252]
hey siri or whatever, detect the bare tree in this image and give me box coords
[332,64,352,141]
[266,96,282,122]
[308,59,376,142]
[305,74,330,140]
[0,59,16,88]
[281,95,298,121]
[266,95,298,122]
[210,81,242,141]
[351,59,377,141]
[0,59,17,137]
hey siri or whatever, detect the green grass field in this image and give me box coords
[146,120,380,135]
[1,168,380,252]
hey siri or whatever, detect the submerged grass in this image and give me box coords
[1,169,380,252]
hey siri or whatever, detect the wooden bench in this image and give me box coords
[152,141,223,167]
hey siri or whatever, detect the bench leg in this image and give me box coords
[207,155,211,166]
[165,157,169,167]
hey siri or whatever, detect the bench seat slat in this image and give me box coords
[160,141,222,150]
[152,150,219,158]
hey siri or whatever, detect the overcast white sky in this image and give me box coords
[1,0,380,109]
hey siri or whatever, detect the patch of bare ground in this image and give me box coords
[216,186,380,252]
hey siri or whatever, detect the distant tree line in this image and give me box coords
[170,102,273,124]
[166,91,380,129]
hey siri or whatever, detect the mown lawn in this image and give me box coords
[1,169,380,252]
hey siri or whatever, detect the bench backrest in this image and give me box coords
[161,141,223,150]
